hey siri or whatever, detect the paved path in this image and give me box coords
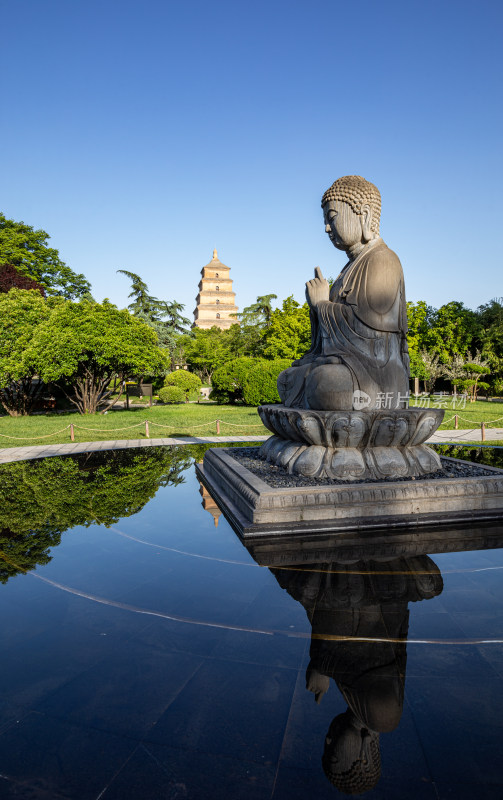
[0,429,502,465]
[0,435,269,464]
[428,427,503,444]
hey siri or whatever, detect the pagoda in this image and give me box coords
[198,479,222,527]
[193,249,239,329]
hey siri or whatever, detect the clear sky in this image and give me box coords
[2,0,502,317]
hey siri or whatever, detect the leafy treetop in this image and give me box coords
[0,289,60,415]
[0,213,91,298]
[29,299,169,414]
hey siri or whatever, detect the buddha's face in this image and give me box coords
[323,200,364,251]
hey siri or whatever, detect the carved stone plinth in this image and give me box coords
[196,449,503,538]
[257,405,444,481]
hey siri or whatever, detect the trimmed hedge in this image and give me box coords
[158,385,185,404]
[210,357,292,405]
[164,370,202,393]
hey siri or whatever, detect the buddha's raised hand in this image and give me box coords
[306,266,330,307]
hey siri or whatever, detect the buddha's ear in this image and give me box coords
[360,203,373,241]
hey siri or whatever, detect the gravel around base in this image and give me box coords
[229,447,499,488]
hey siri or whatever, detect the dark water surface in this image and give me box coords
[1,444,503,799]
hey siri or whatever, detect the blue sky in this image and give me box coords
[2,0,502,317]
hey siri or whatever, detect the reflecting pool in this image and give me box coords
[1,444,503,799]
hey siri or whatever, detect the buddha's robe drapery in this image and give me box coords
[278,239,410,409]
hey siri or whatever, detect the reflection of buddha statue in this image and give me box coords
[278,175,409,411]
[271,555,443,794]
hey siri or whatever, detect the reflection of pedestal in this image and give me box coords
[198,480,221,527]
[258,405,444,480]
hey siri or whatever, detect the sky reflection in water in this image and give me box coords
[1,443,503,799]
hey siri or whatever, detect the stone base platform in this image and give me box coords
[197,447,503,538]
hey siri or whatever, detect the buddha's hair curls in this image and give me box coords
[322,175,381,234]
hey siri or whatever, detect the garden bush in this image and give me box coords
[210,357,291,405]
[210,358,256,403]
[158,385,185,404]
[164,370,202,400]
[243,358,291,405]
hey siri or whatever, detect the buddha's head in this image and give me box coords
[322,175,381,252]
[322,710,381,794]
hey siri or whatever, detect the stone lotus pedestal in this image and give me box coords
[197,403,503,538]
[257,405,444,481]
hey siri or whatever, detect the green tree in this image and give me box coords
[180,326,234,383]
[262,296,311,360]
[406,301,431,383]
[427,302,478,363]
[161,299,191,334]
[0,213,91,298]
[117,270,190,367]
[0,289,58,415]
[238,293,278,328]
[476,299,503,385]
[456,353,491,402]
[117,269,155,317]
[29,300,168,414]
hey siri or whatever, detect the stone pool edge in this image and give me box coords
[197,447,503,538]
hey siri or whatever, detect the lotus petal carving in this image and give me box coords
[257,404,444,481]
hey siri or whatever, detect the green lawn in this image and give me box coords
[432,399,503,430]
[0,404,268,448]
[1,399,503,449]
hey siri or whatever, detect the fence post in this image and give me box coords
[70,424,75,442]
[481,421,485,442]
[216,419,220,435]
[455,415,458,429]
[145,420,150,438]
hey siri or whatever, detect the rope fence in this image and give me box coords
[1,414,503,445]
[0,417,269,443]
[0,425,72,441]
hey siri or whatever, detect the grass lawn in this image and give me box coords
[432,399,503,430]
[1,399,503,449]
[0,404,268,448]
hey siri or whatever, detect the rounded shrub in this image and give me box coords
[164,370,202,401]
[243,358,292,405]
[158,385,185,404]
[210,358,256,403]
[210,357,292,405]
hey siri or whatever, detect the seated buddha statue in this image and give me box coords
[277,175,410,411]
